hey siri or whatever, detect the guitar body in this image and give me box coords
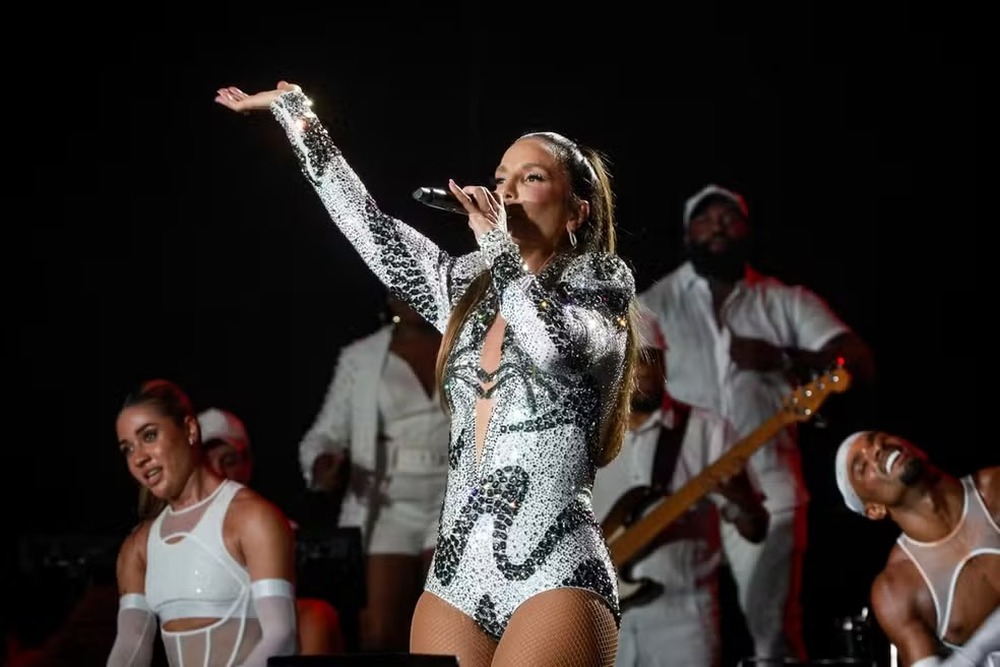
[601,485,666,613]
[600,366,852,613]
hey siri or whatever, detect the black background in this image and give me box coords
[8,3,981,662]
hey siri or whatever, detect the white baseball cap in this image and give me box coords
[198,408,251,453]
[683,184,749,227]
[835,431,868,514]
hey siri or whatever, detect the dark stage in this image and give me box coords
[7,4,980,665]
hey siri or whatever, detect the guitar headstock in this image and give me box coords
[781,363,852,422]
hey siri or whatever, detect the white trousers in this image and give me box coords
[720,505,808,661]
[616,591,720,667]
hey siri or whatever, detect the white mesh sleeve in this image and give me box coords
[237,579,298,667]
[106,594,157,666]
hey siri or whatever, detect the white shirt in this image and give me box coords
[639,261,849,509]
[297,325,449,531]
[591,405,741,596]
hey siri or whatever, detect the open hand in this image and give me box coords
[214,80,302,114]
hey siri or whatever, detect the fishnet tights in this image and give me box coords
[410,588,618,667]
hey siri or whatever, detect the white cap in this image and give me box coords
[683,184,749,227]
[198,408,250,453]
[835,431,868,514]
[635,307,667,350]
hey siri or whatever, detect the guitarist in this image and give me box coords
[591,312,769,667]
[638,184,877,661]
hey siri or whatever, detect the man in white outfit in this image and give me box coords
[591,311,770,667]
[639,184,876,661]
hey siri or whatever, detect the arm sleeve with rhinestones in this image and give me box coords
[478,228,635,374]
[269,90,485,332]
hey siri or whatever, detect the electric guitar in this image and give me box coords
[602,365,852,611]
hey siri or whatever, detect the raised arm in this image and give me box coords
[216,83,485,331]
[479,228,634,375]
[269,89,486,330]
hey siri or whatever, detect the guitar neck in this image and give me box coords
[608,411,788,566]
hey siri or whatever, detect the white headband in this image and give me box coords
[835,431,868,514]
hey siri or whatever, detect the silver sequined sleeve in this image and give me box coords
[478,228,635,375]
[269,90,486,332]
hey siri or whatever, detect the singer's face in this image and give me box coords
[117,403,200,501]
[494,137,579,250]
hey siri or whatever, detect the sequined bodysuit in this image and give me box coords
[270,90,632,640]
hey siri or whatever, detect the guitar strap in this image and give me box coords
[650,402,691,494]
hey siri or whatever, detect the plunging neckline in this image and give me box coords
[467,253,568,474]
[474,315,506,473]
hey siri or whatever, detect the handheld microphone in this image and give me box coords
[412,187,468,215]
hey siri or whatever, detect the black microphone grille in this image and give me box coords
[412,186,446,203]
[411,186,467,214]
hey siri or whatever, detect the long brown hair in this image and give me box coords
[434,132,638,467]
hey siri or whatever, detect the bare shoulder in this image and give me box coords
[119,519,152,559]
[871,547,922,624]
[226,486,297,579]
[228,486,294,533]
[116,519,154,591]
[973,466,1000,517]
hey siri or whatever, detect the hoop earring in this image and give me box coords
[568,230,578,247]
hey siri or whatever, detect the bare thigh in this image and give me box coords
[492,587,618,667]
[410,591,497,667]
[360,553,424,652]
